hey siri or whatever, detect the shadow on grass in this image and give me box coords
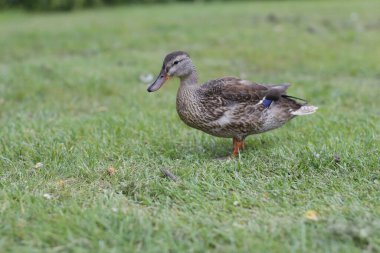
[158,135,279,160]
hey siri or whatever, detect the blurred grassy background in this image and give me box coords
[4,0,252,12]
[0,0,379,252]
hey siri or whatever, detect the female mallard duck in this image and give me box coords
[147,51,317,157]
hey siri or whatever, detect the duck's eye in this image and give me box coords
[173,60,179,65]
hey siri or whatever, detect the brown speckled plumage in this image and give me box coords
[148,51,318,157]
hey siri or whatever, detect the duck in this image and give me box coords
[147,51,317,157]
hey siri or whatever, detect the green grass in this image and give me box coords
[1,1,380,252]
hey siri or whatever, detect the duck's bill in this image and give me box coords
[147,69,171,92]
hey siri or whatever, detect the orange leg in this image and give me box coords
[232,137,245,157]
[241,140,246,150]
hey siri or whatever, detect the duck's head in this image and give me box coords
[147,51,192,92]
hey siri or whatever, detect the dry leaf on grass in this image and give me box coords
[107,167,117,176]
[304,210,319,221]
[34,162,44,169]
[43,193,53,200]
[57,180,65,187]
[139,73,154,83]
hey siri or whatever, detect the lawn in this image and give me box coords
[0,0,379,252]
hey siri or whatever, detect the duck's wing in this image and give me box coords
[199,77,290,105]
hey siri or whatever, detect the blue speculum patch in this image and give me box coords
[262,99,273,108]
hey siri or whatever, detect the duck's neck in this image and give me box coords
[179,67,198,87]
[176,67,200,121]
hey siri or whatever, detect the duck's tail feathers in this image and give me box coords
[282,94,307,103]
[291,105,318,116]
